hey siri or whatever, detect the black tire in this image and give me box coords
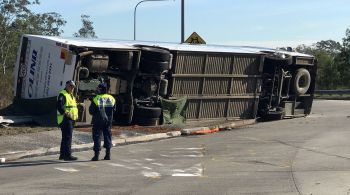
[264,55,293,66]
[139,58,170,73]
[133,117,159,126]
[133,106,162,118]
[141,47,171,62]
[79,67,89,79]
[293,68,311,95]
[265,112,284,121]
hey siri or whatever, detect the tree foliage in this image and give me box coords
[0,0,66,109]
[0,0,66,74]
[73,14,97,38]
[296,30,350,89]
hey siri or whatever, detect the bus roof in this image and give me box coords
[24,34,312,57]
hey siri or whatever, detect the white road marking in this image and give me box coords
[142,171,161,178]
[170,150,202,154]
[109,163,136,170]
[172,169,185,173]
[151,163,164,166]
[121,159,140,163]
[172,148,204,150]
[171,163,203,177]
[144,158,154,161]
[160,154,203,158]
[172,173,200,177]
[54,167,80,172]
[74,163,97,168]
[183,154,204,157]
[2,151,25,154]
[143,167,153,170]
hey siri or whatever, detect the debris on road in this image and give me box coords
[0,116,33,125]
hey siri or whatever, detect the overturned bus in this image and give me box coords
[13,35,317,126]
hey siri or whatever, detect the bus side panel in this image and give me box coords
[17,36,76,99]
[14,36,28,99]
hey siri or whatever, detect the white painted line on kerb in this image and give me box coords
[54,167,80,172]
[0,158,5,163]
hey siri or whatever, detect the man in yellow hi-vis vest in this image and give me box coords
[89,83,116,161]
[57,80,78,161]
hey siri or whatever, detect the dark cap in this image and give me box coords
[98,82,107,89]
[66,80,76,87]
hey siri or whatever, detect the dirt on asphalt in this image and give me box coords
[0,124,181,137]
[0,125,58,136]
[76,125,182,136]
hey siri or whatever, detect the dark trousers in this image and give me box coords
[60,119,74,157]
[92,122,112,152]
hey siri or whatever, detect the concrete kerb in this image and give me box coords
[0,119,254,163]
[181,119,256,135]
[0,131,182,163]
[218,119,256,131]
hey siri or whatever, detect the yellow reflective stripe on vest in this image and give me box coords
[93,94,116,107]
[57,89,79,125]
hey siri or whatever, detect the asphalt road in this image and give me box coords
[1,100,350,195]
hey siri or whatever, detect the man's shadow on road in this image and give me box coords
[0,159,91,168]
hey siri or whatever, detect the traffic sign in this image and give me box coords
[185,32,206,44]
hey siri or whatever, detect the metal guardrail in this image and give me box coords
[315,90,350,95]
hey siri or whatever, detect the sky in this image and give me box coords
[30,0,350,48]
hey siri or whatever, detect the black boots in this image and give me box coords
[104,149,111,160]
[91,149,110,161]
[64,156,78,161]
[59,154,78,161]
[91,151,99,161]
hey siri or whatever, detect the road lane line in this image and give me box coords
[54,167,80,172]
[142,171,161,178]
[108,163,136,170]
[151,163,164,166]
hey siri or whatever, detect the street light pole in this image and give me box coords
[134,0,172,40]
[181,0,184,43]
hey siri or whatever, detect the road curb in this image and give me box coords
[0,119,254,162]
[218,119,256,130]
[0,131,182,162]
[182,119,256,135]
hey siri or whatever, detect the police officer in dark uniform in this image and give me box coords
[57,80,78,161]
[89,83,116,161]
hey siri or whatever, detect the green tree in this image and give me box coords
[0,0,66,74]
[315,40,342,54]
[296,40,342,89]
[338,28,350,87]
[0,0,66,109]
[73,14,97,38]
